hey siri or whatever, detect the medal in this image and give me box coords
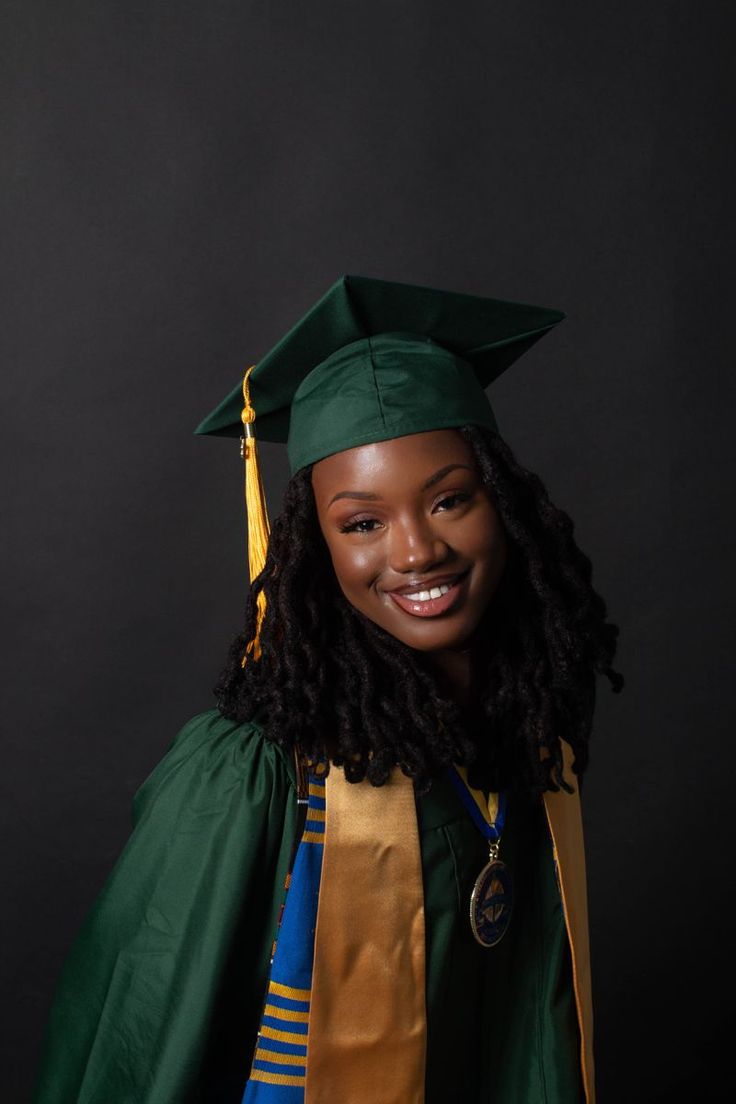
[447,767,513,947]
[469,838,513,947]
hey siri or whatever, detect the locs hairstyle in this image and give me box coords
[215,425,624,798]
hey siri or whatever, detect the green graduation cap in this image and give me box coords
[195,273,565,474]
[195,274,565,661]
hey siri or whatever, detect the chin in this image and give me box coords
[385,619,478,654]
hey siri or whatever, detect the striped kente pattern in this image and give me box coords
[242,774,326,1102]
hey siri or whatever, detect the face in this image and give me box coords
[311,429,507,654]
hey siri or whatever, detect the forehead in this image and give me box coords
[311,428,475,493]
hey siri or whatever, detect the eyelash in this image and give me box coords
[338,492,472,534]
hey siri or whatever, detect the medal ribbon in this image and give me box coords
[446,765,506,843]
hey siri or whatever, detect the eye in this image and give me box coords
[339,516,382,534]
[434,492,471,512]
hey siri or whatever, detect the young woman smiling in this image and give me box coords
[34,276,623,1104]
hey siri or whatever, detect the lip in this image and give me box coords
[387,570,468,596]
[386,570,470,619]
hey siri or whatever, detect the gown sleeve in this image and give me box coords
[32,708,297,1104]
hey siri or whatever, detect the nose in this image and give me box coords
[389,514,450,575]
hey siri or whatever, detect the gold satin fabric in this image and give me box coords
[305,764,426,1104]
[541,739,596,1103]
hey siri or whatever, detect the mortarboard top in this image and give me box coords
[195,274,565,474]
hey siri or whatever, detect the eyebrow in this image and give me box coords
[423,462,475,489]
[327,463,475,507]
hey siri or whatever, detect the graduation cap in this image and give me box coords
[196,273,565,660]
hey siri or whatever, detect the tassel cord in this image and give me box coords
[241,364,271,663]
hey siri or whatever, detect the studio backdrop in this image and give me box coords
[2,2,733,1101]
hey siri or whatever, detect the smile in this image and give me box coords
[386,571,470,618]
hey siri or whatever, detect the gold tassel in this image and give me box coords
[240,363,271,665]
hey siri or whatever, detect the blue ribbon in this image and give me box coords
[446,766,506,842]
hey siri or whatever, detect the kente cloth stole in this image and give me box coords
[242,771,325,1101]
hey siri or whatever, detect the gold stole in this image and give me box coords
[542,738,596,1103]
[305,741,594,1103]
[305,764,426,1103]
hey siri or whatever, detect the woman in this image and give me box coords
[34,275,623,1103]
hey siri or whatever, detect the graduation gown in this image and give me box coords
[33,709,590,1103]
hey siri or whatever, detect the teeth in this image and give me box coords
[403,581,454,602]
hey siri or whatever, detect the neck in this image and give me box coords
[426,645,475,709]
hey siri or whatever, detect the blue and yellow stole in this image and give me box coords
[242,772,325,1101]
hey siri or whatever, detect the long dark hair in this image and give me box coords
[214,425,623,798]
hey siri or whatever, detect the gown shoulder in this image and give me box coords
[131,706,296,823]
[33,707,299,1104]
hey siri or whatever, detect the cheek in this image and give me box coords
[323,537,381,595]
[469,508,508,572]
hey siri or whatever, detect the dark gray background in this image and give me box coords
[3,2,733,1100]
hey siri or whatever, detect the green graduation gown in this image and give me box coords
[33,709,584,1103]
